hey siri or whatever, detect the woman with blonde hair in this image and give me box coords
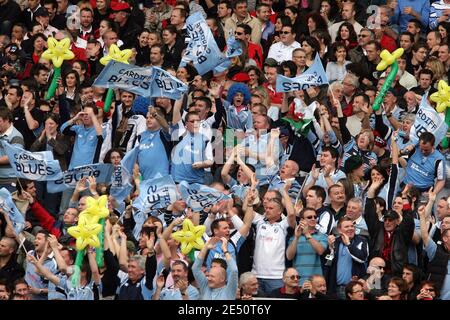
[426,56,447,86]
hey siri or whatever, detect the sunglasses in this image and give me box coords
[305,215,317,220]
[280,31,291,34]
[358,34,369,38]
[235,31,243,35]
[288,275,300,280]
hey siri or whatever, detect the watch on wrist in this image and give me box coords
[306,235,312,240]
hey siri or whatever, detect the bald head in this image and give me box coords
[280,160,299,179]
[369,257,386,267]
[207,265,227,289]
[0,237,17,256]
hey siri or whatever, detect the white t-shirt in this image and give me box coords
[251,213,289,279]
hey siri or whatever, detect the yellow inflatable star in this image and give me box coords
[41,37,75,68]
[376,48,404,72]
[430,80,450,113]
[100,44,132,66]
[171,219,206,255]
[79,195,110,223]
[67,215,102,251]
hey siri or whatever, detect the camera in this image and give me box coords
[324,253,334,266]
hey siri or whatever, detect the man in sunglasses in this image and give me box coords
[268,268,302,299]
[286,208,328,286]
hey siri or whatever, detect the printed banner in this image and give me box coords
[180,12,226,75]
[133,175,178,213]
[93,62,187,99]
[1,141,63,181]
[110,146,139,203]
[409,95,448,147]
[0,188,25,234]
[47,163,114,193]
[178,180,231,212]
[276,54,329,92]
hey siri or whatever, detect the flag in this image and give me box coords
[1,141,63,181]
[0,188,24,234]
[214,36,243,73]
[150,66,188,100]
[133,175,178,213]
[110,146,139,203]
[178,181,231,212]
[93,62,188,99]
[276,53,329,92]
[180,12,227,75]
[47,163,114,193]
[409,94,449,147]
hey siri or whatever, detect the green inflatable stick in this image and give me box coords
[95,218,105,268]
[104,88,114,113]
[71,249,85,288]
[45,67,61,101]
[372,61,398,112]
[442,109,450,149]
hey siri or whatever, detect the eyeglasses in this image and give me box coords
[374,266,385,269]
[305,215,317,220]
[352,289,364,294]
[358,34,369,38]
[234,31,243,35]
[288,275,300,280]
[280,31,291,34]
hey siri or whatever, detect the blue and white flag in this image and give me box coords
[110,146,139,203]
[409,94,449,147]
[93,61,153,96]
[1,141,63,181]
[0,188,24,234]
[47,163,114,193]
[150,66,188,100]
[178,181,231,212]
[214,36,243,73]
[276,53,329,92]
[133,175,178,213]
[180,12,226,75]
[94,62,188,99]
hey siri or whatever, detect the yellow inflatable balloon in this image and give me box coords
[171,219,206,255]
[41,37,75,68]
[430,80,450,113]
[67,215,102,251]
[100,44,132,65]
[80,195,110,222]
[376,48,404,72]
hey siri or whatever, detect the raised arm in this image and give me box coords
[286,224,302,260]
[238,185,257,238]
[47,235,68,274]
[282,180,297,229]
[87,247,101,285]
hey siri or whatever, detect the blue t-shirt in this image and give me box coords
[289,232,328,285]
[60,123,103,169]
[171,132,211,184]
[205,231,245,270]
[138,129,170,180]
[336,243,353,286]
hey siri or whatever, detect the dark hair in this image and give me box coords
[211,258,228,269]
[233,0,247,9]
[211,218,227,236]
[245,65,265,85]
[366,39,382,51]
[44,113,60,125]
[336,21,357,43]
[63,70,81,89]
[419,280,440,299]
[337,216,354,229]
[419,132,435,145]
[275,15,292,31]
[163,24,178,35]
[412,41,428,53]
[389,276,408,299]
[368,166,389,195]
[195,96,212,110]
[219,0,232,9]
[236,23,252,36]
[0,107,13,122]
[408,18,423,30]
[8,85,23,97]
[301,36,320,57]
[80,7,93,15]
[329,42,347,63]
[403,263,422,285]
[418,68,434,79]
[321,146,339,167]
[309,185,326,203]
[280,60,297,77]
[354,92,370,105]
[31,33,47,47]
[104,148,125,164]
[172,259,189,272]
[300,207,316,219]
[306,12,329,33]
[311,29,331,47]
[345,280,363,300]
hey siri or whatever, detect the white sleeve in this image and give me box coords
[204,141,213,162]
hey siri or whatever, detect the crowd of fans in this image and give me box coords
[0,0,450,301]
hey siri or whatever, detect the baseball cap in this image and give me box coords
[111,2,131,12]
[384,210,400,220]
[231,72,250,83]
[8,44,19,54]
[385,87,396,96]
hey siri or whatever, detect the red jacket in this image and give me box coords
[30,201,61,238]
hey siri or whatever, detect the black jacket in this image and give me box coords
[365,198,415,276]
[0,254,25,286]
[118,19,142,49]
